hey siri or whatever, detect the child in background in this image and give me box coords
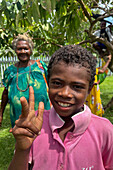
[8,45,113,170]
[85,54,111,117]
[93,20,113,58]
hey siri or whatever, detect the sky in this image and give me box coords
[96,0,113,26]
[104,17,113,26]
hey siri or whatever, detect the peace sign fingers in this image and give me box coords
[35,102,44,131]
[19,96,29,118]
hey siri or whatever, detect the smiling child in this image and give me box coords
[8,45,113,170]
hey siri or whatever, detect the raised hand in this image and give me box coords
[107,54,111,61]
[11,86,44,150]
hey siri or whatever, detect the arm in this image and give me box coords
[8,86,44,170]
[98,55,111,74]
[0,88,8,126]
[8,148,30,170]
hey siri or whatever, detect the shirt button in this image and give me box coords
[60,163,64,169]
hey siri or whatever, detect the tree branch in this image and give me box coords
[33,38,63,47]
[77,0,92,23]
[37,41,63,49]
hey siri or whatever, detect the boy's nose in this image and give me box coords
[58,86,73,98]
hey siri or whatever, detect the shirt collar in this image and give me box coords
[49,105,91,135]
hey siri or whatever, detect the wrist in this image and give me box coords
[15,143,31,153]
[15,146,30,156]
[108,59,111,62]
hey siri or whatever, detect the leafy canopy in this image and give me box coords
[0,0,112,59]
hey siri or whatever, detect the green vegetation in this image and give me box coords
[0,0,113,70]
[0,87,3,98]
[100,76,113,123]
[0,104,15,170]
[0,76,113,169]
[0,88,15,170]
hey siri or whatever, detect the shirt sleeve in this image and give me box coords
[2,66,15,89]
[102,123,113,169]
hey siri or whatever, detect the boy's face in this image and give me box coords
[49,61,91,119]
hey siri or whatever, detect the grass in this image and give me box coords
[0,104,15,170]
[100,76,113,123]
[0,87,15,170]
[0,76,113,169]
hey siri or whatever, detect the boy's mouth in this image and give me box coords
[57,102,72,107]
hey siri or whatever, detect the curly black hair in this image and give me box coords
[48,45,97,88]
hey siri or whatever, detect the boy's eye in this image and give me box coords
[51,81,62,86]
[73,85,84,90]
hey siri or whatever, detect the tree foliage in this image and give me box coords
[0,0,89,57]
[0,0,113,70]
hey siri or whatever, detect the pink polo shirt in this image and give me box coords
[30,105,113,170]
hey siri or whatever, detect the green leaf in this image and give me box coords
[1,31,5,39]
[46,0,51,12]
[4,9,10,20]
[39,5,47,24]
[16,10,23,27]
[40,0,46,9]
[16,1,22,11]
[6,2,12,10]
[27,8,32,24]
[0,0,6,11]
[51,0,56,10]
[18,0,25,5]
[32,1,40,23]
[1,0,6,7]
[40,0,51,12]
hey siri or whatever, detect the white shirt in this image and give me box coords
[93,27,113,42]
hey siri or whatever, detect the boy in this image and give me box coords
[8,45,113,170]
